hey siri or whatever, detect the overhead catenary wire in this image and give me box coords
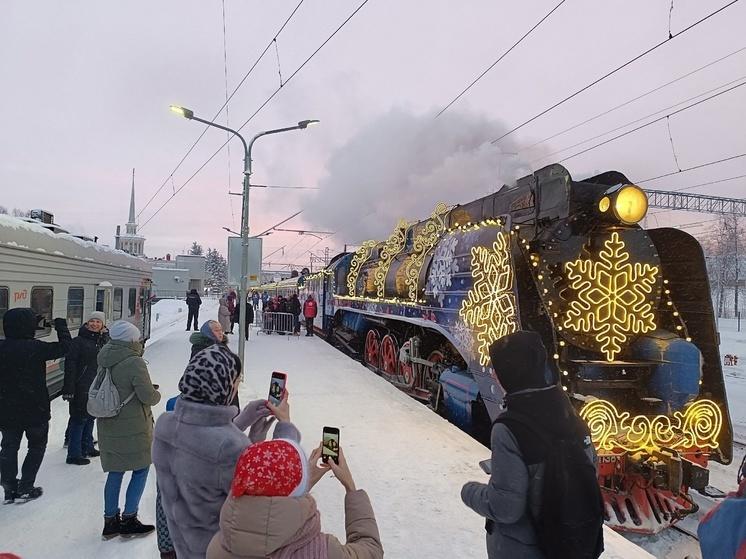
[637,152,746,184]
[137,0,306,219]
[553,79,746,163]
[140,0,372,230]
[520,46,746,153]
[221,0,236,228]
[491,0,741,144]
[434,0,567,118]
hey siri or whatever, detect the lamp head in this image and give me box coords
[597,183,648,225]
[298,119,320,129]
[170,105,194,120]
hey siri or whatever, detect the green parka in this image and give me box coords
[96,339,161,472]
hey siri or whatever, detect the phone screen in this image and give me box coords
[322,427,340,464]
[268,373,287,406]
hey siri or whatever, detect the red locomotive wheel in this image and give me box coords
[380,334,399,376]
[364,330,381,370]
[399,340,414,387]
[427,350,445,368]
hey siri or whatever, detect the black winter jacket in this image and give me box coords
[288,297,302,316]
[0,309,72,429]
[63,325,110,418]
[186,292,202,309]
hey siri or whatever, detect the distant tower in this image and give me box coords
[117,168,146,256]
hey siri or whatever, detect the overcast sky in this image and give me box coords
[1,0,744,268]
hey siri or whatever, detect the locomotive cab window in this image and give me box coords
[67,287,84,328]
[31,287,53,337]
[0,287,8,338]
[113,288,123,320]
[128,288,137,317]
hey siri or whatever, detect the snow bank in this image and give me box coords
[719,318,746,443]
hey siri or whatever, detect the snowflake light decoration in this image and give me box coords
[459,232,518,366]
[426,233,459,306]
[564,231,659,361]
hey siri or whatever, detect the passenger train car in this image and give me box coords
[267,163,733,534]
[0,215,153,398]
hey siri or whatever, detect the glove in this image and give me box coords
[233,399,271,432]
[62,393,74,401]
[249,415,277,442]
[53,318,68,330]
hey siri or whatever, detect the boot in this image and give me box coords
[102,513,121,540]
[84,448,101,458]
[119,513,155,538]
[66,456,91,465]
[160,551,177,559]
[15,486,43,504]
[3,486,17,505]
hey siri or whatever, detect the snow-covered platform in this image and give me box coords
[0,319,652,558]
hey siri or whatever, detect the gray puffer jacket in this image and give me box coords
[461,421,545,559]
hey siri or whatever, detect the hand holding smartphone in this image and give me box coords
[268,372,287,406]
[321,426,340,464]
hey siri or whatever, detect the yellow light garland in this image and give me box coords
[459,232,518,366]
[403,202,449,301]
[346,240,378,297]
[579,398,723,453]
[564,231,659,361]
[374,220,409,298]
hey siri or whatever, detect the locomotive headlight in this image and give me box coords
[613,185,648,224]
[598,184,648,225]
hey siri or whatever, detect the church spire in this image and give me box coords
[128,168,136,224]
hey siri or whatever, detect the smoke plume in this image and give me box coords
[306,108,532,244]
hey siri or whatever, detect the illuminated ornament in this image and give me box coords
[403,202,449,301]
[564,232,658,361]
[580,398,723,453]
[374,220,409,298]
[346,240,378,297]
[459,232,518,366]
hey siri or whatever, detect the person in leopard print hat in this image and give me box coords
[152,344,300,559]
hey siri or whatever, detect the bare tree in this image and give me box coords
[704,216,746,318]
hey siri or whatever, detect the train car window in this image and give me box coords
[31,286,53,338]
[113,288,123,320]
[96,289,105,312]
[67,287,85,328]
[0,287,8,338]
[128,288,137,317]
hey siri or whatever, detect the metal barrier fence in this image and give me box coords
[260,312,300,336]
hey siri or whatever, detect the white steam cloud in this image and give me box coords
[306,108,533,243]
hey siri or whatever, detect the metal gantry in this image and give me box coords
[645,190,746,217]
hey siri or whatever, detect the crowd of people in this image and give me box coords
[2,297,745,558]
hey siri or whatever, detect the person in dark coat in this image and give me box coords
[303,295,318,337]
[460,330,601,559]
[62,311,109,466]
[231,297,255,341]
[0,309,71,504]
[288,294,302,335]
[185,289,202,331]
[226,290,237,334]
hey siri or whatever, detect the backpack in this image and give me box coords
[87,366,135,418]
[495,410,604,559]
[697,479,746,559]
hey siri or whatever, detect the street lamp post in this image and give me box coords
[170,105,318,375]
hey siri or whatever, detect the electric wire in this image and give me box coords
[520,46,746,153]
[637,152,746,184]
[553,79,746,163]
[222,0,236,228]
[140,0,372,230]
[435,0,567,118]
[137,0,305,219]
[491,0,741,144]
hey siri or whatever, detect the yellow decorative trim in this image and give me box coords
[459,232,518,366]
[374,220,409,298]
[335,294,422,307]
[563,231,659,361]
[403,203,449,301]
[346,240,378,297]
[580,398,723,453]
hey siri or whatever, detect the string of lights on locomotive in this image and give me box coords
[272,164,732,534]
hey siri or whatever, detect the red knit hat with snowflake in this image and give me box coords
[231,439,309,498]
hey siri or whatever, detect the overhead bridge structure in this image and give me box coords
[645,190,746,217]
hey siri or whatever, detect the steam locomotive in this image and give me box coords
[262,163,733,534]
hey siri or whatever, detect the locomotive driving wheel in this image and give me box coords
[380,334,399,377]
[363,330,381,370]
[398,340,415,387]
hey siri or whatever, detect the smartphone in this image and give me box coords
[268,372,287,406]
[322,426,340,464]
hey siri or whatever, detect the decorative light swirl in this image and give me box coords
[403,202,449,301]
[346,240,378,297]
[374,220,409,298]
[579,398,723,453]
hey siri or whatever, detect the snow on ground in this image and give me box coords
[719,318,746,444]
[0,323,652,558]
[149,297,219,343]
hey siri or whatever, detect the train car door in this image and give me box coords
[96,282,113,324]
[140,281,152,340]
